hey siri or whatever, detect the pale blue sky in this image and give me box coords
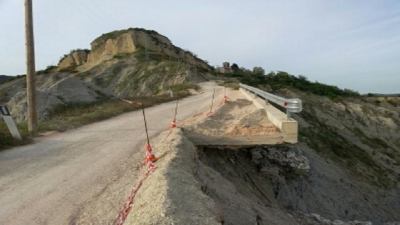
[0,0,399,93]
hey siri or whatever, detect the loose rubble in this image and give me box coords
[251,146,311,175]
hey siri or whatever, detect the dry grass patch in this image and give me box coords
[1,93,189,150]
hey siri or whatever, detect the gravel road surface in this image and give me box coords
[0,82,221,225]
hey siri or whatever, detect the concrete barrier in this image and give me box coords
[240,88,298,143]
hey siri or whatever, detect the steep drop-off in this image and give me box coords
[193,88,400,225]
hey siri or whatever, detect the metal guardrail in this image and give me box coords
[240,83,302,117]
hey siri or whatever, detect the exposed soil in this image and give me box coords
[196,146,297,225]
[125,88,400,225]
[195,145,400,225]
[0,82,223,225]
[185,98,283,145]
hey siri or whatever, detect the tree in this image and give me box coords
[231,63,239,72]
[298,75,308,81]
[253,67,265,75]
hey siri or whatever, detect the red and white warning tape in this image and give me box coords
[170,119,177,129]
[114,144,157,225]
[144,144,157,172]
[114,169,153,225]
[115,87,230,225]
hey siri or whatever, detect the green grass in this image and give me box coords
[218,80,240,90]
[113,53,133,60]
[0,75,26,85]
[0,122,31,150]
[170,83,200,93]
[57,67,78,73]
[387,99,399,107]
[114,51,200,96]
[0,90,10,102]
[134,48,172,62]
[38,100,134,132]
[39,94,188,132]
[36,65,57,75]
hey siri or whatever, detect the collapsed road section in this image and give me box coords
[122,87,399,225]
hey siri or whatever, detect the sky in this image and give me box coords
[0,0,399,94]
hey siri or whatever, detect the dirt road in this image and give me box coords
[0,82,221,225]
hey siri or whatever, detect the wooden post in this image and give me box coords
[24,0,38,134]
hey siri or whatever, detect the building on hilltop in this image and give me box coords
[217,62,233,74]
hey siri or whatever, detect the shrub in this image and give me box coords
[170,83,200,93]
[37,65,57,75]
[223,70,360,98]
[0,121,31,150]
[252,67,265,76]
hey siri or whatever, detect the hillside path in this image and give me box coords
[0,82,221,225]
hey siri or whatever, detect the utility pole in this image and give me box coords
[24,0,38,134]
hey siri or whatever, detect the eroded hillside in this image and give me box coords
[0,75,12,84]
[122,89,400,225]
[0,28,213,122]
[193,90,400,224]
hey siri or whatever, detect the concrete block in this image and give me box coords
[239,88,298,144]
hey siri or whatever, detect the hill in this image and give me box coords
[122,71,400,224]
[0,75,13,84]
[0,28,213,122]
[0,28,399,224]
[209,70,400,224]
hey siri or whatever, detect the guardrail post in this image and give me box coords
[0,105,22,140]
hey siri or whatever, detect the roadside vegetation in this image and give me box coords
[170,83,200,93]
[217,80,240,90]
[0,122,31,150]
[0,91,191,151]
[0,37,203,151]
[216,64,396,188]
[221,69,360,99]
[0,74,25,85]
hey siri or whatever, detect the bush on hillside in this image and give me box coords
[223,70,360,98]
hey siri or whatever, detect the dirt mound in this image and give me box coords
[184,98,283,145]
[125,129,219,225]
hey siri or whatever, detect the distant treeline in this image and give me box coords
[364,93,400,97]
[223,70,360,98]
[0,75,13,84]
